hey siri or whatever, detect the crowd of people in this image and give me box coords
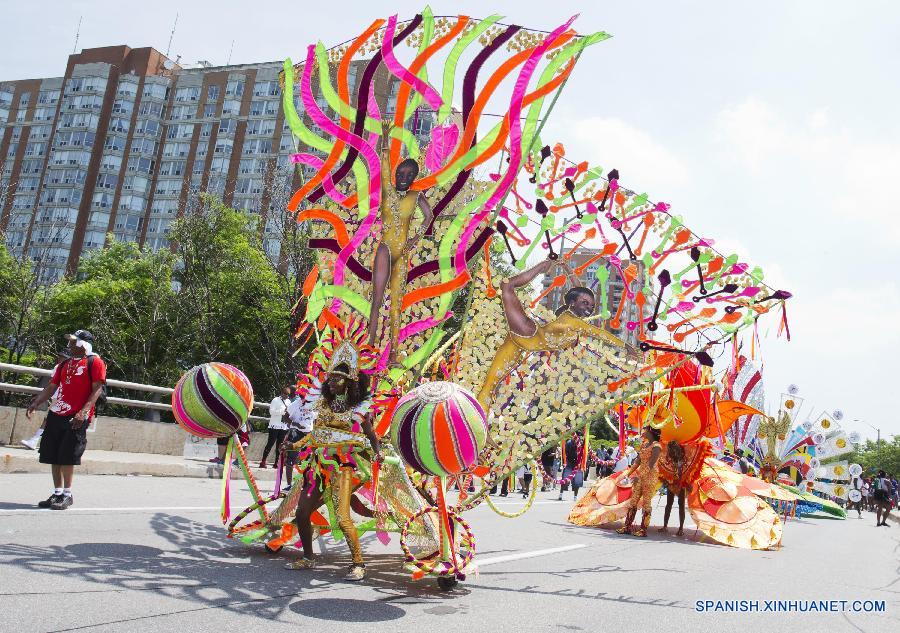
[849,471,898,525]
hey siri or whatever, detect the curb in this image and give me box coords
[0,449,276,480]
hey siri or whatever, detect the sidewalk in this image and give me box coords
[0,445,276,480]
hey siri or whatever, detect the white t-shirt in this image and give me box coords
[286,397,314,433]
[268,396,290,430]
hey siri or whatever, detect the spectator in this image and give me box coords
[25,330,106,510]
[604,448,615,476]
[849,474,865,518]
[259,386,292,469]
[521,463,533,498]
[734,448,750,475]
[20,350,71,450]
[873,470,893,526]
[282,392,314,485]
[558,438,583,501]
[892,475,899,509]
[862,477,871,512]
[540,446,556,492]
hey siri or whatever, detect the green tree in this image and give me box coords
[0,238,55,403]
[847,436,900,477]
[169,194,292,401]
[44,239,179,384]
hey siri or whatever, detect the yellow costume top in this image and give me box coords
[379,146,419,259]
[627,439,662,512]
[510,310,625,352]
[478,309,627,411]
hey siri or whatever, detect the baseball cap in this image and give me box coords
[65,329,94,343]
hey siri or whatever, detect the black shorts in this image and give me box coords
[873,489,889,503]
[38,412,89,466]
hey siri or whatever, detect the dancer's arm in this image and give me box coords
[647,444,662,471]
[361,414,383,462]
[380,122,394,195]
[503,257,555,290]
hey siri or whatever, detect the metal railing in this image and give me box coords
[0,362,270,422]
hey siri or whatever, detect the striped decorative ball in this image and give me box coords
[171,363,254,438]
[390,381,488,477]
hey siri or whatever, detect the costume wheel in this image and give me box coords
[437,576,459,591]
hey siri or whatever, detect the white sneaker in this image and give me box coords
[20,437,39,450]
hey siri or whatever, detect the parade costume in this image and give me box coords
[477,306,627,412]
[165,9,802,584]
[367,124,433,357]
[289,372,374,569]
[616,437,661,537]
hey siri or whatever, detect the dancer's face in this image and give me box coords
[327,373,348,395]
[395,164,417,192]
[569,292,595,317]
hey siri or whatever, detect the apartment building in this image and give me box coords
[0,45,432,281]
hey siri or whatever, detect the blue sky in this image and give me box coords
[2,0,898,439]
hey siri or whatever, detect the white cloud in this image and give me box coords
[809,108,829,130]
[714,97,900,243]
[783,282,900,356]
[543,115,690,193]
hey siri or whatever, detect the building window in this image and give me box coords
[139,101,164,117]
[222,99,241,116]
[253,80,279,97]
[38,89,59,105]
[175,86,200,102]
[225,79,244,97]
[142,83,168,100]
[206,85,220,101]
[96,173,119,190]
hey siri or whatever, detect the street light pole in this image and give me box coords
[854,419,881,446]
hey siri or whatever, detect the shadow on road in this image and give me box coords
[0,513,470,626]
[0,501,45,510]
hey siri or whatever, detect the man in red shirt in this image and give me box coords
[26,330,106,510]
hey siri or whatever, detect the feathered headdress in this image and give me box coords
[296,316,380,397]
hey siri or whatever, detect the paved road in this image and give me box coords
[1,473,897,633]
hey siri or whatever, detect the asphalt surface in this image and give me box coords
[1,473,897,633]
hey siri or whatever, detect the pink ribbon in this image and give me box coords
[300,44,381,298]
[381,15,443,111]
[456,16,577,274]
[398,311,452,343]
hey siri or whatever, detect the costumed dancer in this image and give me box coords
[617,425,662,537]
[658,440,689,536]
[284,342,383,581]
[367,122,433,361]
[476,256,627,415]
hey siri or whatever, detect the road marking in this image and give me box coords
[475,544,586,567]
[485,500,568,506]
[0,506,218,514]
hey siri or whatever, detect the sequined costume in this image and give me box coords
[371,132,430,356]
[658,440,713,495]
[291,376,373,565]
[627,439,662,512]
[477,309,626,411]
[615,437,662,537]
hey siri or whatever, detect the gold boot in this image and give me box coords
[633,510,651,537]
[617,508,637,535]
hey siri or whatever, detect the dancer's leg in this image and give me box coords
[292,483,324,563]
[658,491,674,532]
[367,243,391,347]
